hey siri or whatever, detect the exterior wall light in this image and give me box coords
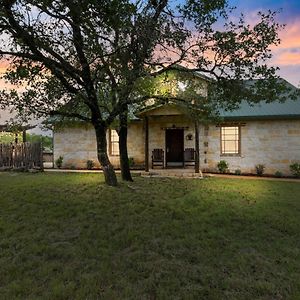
[186,133,193,141]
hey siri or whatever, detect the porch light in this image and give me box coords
[186,133,193,141]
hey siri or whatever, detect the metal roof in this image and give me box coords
[135,99,300,121]
[218,78,300,120]
[220,100,300,119]
[220,98,300,120]
[48,75,300,123]
[137,97,300,121]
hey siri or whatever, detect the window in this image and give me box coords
[109,129,119,156]
[220,126,240,155]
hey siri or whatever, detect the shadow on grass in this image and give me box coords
[0,173,299,299]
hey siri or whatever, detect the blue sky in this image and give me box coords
[1,0,299,85]
[230,0,300,85]
[230,0,300,20]
[172,0,300,84]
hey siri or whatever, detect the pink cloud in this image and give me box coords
[278,19,300,50]
[274,51,300,66]
[1,14,299,86]
[0,61,9,75]
[271,18,300,66]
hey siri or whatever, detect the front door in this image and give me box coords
[165,129,184,165]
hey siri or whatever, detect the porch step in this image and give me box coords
[141,170,203,178]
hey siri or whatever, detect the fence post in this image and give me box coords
[40,142,44,171]
[0,142,44,170]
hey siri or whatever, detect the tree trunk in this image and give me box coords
[118,106,133,182]
[93,122,118,186]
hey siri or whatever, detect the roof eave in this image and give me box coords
[222,114,300,121]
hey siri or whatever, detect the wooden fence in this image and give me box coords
[0,142,43,170]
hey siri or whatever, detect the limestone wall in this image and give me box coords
[203,119,300,175]
[53,125,100,169]
[54,119,300,175]
[127,122,145,166]
[53,122,144,169]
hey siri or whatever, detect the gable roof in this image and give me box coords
[219,80,300,120]
[137,103,184,117]
[220,98,300,120]
[137,95,300,121]
[138,78,300,120]
[48,75,300,124]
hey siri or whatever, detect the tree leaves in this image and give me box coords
[0,0,289,126]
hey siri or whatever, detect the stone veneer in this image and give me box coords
[202,119,300,175]
[54,115,300,175]
[53,122,144,169]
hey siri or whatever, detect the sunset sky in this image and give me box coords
[0,0,299,133]
[0,0,299,86]
[230,0,300,86]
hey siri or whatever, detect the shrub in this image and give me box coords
[255,164,265,176]
[55,156,63,169]
[290,163,300,178]
[274,171,283,178]
[235,169,241,175]
[86,160,95,170]
[128,157,134,168]
[217,160,229,173]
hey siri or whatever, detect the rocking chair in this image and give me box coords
[152,149,164,169]
[183,148,195,168]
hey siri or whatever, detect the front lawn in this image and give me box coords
[0,172,299,299]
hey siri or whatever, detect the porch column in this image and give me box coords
[144,116,149,172]
[194,121,200,173]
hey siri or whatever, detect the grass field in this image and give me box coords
[0,172,299,299]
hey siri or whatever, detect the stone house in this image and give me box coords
[53,80,300,176]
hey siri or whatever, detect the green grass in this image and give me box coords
[0,173,300,299]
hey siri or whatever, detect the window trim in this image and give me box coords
[220,126,241,156]
[109,129,120,156]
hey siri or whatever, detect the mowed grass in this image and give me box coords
[0,173,300,299]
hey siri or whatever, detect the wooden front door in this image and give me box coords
[165,129,184,163]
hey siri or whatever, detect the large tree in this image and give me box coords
[0,0,285,185]
[0,0,171,185]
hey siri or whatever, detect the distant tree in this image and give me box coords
[0,0,286,185]
[26,133,53,151]
[0,131,52,149]
[0,131,15,143]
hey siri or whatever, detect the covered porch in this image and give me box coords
[139,104,200,174]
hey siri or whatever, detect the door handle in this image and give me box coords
[166,147,169,153]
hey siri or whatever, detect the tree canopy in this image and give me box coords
[0,0,288,185]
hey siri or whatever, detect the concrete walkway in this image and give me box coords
[141,169,203,178]
[44,168,203,178]
[44,168,139,174]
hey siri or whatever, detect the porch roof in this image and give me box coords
[137,81,300,121]
[137,103,187,117]
[136,98,300,120]
[0,124,35,132]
